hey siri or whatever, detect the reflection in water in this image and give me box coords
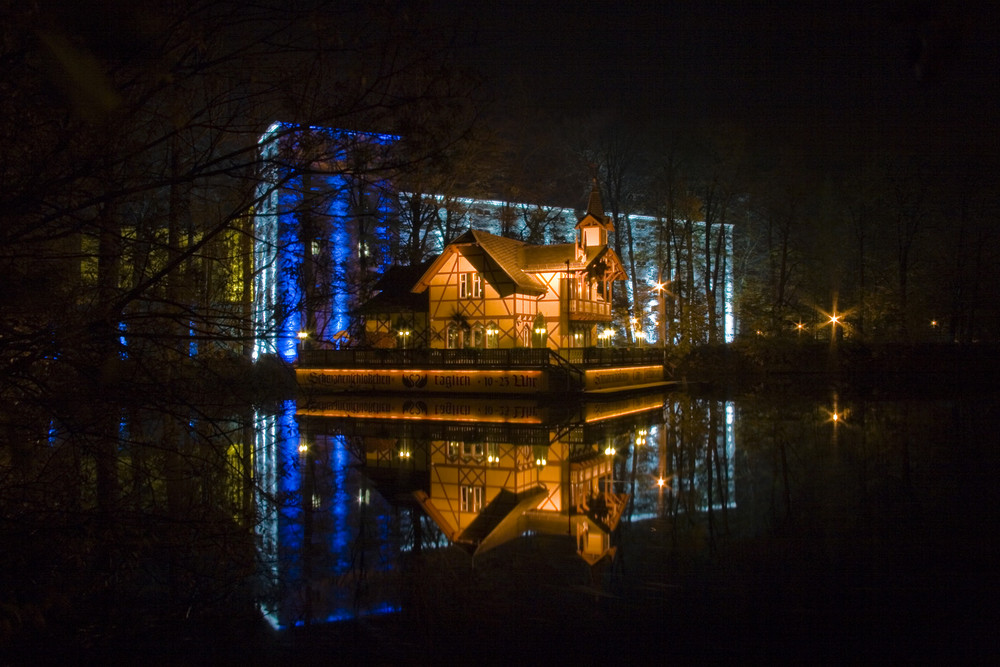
[251,388,999,662]
[257,400,403,629]
[256,391,739,629]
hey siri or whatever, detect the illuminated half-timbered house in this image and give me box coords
[410,184,627,351]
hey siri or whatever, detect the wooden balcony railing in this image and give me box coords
[566,298,611,319]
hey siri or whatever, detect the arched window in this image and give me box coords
[447,323,461,349]
[472,324,484,349]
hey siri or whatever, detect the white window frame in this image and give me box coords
[461,485,485,512]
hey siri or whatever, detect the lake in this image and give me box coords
[4,381,996,663]
[248,385,998,663]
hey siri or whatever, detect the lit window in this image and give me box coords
[461,485,484,512]
[462,442,485,459]
[459,272,482,299]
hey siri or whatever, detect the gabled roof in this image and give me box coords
[412,229,547,296]
[412,224,629,298]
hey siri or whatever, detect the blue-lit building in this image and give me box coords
[252,123,735,363]
[253,122,399,362]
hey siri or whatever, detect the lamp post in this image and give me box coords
[654,276,670,347]
[397,328,411,349]
[601,327,615,349]
[296,330,309,363]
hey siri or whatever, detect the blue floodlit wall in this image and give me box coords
[253,122,397,362]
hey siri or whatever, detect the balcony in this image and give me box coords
[566,298,611,320]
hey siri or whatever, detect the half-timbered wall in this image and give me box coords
[423,250,543,349]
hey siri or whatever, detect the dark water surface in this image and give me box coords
[6,385,997,664]
[253,387,999,663]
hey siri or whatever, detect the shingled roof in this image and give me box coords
[451,229,547,295]
[412,226,626,297]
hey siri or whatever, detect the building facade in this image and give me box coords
[407,184,626,351]
[252,124,734,363]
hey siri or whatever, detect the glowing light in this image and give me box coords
[297,443,308,454]
[535,457,547,466]
[604,445,616,456]
[297,330,309,340]
[657,477,667,488]
[398,449,411,459]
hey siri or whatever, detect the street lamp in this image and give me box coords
[654,277,671,346]
[296,330,309,361]
[397,328,411,349]
[600,327,615,348]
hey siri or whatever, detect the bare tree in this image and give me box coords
[0,0,476,644]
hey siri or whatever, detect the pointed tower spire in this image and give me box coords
[586,177,604,220]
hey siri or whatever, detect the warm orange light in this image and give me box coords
[657,477,667,488]
[296,330,309,340]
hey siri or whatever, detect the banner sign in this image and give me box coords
[297,368,549,393]
[297,395,547,423]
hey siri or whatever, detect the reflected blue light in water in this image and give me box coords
[118,321,128,359]
[257,401,402,630]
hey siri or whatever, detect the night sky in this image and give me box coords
[439,1,999,169]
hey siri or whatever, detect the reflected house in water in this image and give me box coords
[298,392,667,565]
[257,388,739,629]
